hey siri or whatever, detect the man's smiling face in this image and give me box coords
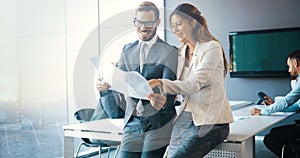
[135,10,159,41]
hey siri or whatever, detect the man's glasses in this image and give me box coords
[133,18,157,27]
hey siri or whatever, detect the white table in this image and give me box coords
[229,100,253,110]
[204,104,294,158]
[63,105,294,158]
[63,118,124,158]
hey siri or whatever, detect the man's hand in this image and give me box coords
[263,96,274,106]
[250,108,262,115]
[147,93,166,110]
[96,75,111,91]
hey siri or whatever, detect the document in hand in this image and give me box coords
[90,57,153,100]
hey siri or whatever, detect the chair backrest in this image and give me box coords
[74,108,95,122]
[282,139,300,158]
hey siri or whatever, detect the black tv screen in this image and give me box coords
[229,27,300,78]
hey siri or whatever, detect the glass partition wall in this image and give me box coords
[0,0,163,157]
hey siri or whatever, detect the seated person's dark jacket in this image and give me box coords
[91,90,125,120]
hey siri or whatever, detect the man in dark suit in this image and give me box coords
[96,1,177,158]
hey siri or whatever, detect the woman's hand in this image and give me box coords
[148,79,163,88]
[147,93,166,110]
[96,75,111,92]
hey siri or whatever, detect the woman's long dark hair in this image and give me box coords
[170,3,228,77]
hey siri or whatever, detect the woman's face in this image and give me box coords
[170,14,194,43]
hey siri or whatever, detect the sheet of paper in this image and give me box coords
[90,57,153,100]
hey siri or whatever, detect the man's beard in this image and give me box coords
[290,73,298,80]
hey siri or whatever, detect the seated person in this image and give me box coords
[263,119,300,157]
[91,90,125,120]
[92,70,125,120]
[92,60,125,120]
[252,95,300,115]
[73,88,125,149]
[251,50,300,157]
[251,50,300,115]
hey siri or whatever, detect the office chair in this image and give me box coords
[281,120,300,158]
[74,108,120,158]
[281,139,300,158]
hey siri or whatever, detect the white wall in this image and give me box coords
[165,0,300,102]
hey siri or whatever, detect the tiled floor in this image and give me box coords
[0,121,277,158]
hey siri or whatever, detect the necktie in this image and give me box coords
[136,43,147,115]
[139,42,147,73]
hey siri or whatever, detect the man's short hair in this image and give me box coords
[288,50,300,63]
[136,1,159,21]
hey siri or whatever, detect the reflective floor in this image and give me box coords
[0,121,65,158]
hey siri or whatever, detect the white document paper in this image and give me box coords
[90,57,153,100]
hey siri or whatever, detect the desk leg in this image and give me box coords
[244,136,254,158]
[64,136,74,158]
[252,136,255,158]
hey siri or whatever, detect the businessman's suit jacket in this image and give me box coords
[118,38,178,130]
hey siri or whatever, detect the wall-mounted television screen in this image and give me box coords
[229,27,300,78]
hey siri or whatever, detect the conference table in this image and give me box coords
[63,103,295,158]
[205,105,294,158]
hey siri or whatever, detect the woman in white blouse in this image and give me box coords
[148,3,234,157]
